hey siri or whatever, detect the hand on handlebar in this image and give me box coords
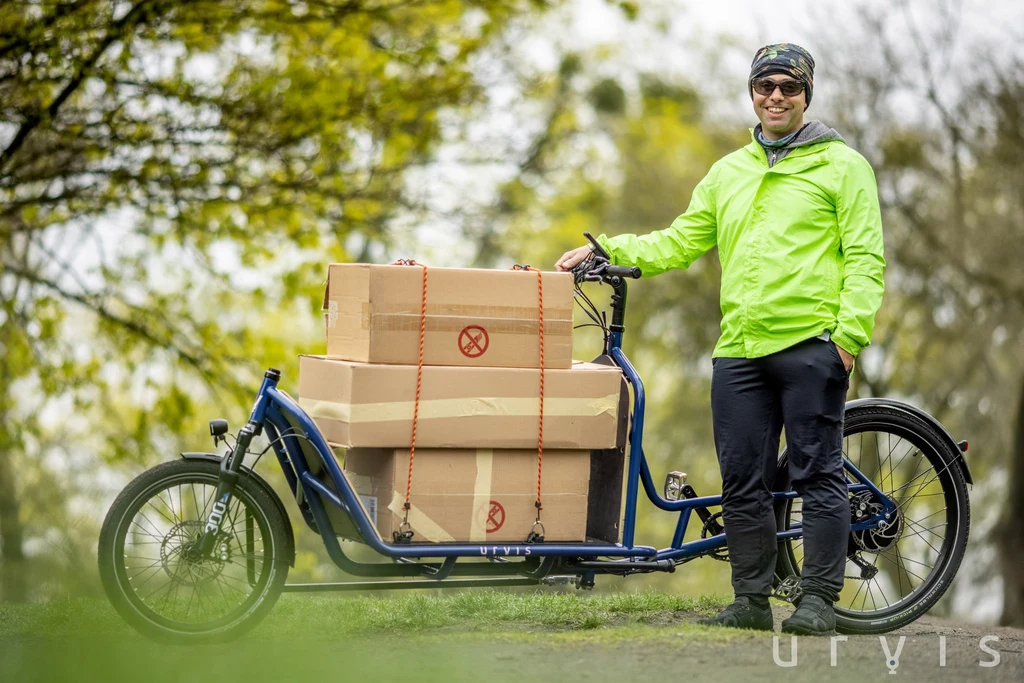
[555,245,595,272]
[555,235,642,284]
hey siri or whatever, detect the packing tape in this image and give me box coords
[468,449,493,542]
[388,490,456,543]
[361,315,574,336]
[299,393,620,424]
[362,301,574,320]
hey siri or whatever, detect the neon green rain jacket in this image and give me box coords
[598,129,886,359]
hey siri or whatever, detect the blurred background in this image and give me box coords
[1,0,1021,627]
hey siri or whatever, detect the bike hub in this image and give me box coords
[850,491,903,552]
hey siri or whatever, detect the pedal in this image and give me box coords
[772,575,804,604]
[664,471,688,501]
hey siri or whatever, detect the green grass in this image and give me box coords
[0,592,784,683]
[0,589,732,639]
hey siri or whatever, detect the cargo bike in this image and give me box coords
[98,234,973,642]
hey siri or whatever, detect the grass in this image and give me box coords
[1,591,747,683]
[0,589,733,639]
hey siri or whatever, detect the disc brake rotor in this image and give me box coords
[850,490,903,552]
[160,520,229,585]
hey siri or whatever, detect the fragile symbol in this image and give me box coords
[485,501,505,533]
[458,325,489,358]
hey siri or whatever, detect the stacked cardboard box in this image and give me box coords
[299,263,626,544]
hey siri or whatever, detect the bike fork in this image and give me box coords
[193,421,258,558]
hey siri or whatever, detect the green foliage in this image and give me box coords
[0,0,562,600]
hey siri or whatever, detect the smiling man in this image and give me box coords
[556,43,886,635]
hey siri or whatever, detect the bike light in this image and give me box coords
[209,419,228,438]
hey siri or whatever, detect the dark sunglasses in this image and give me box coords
[752,78,805,97]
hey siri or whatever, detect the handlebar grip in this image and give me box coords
[607,265,642,279]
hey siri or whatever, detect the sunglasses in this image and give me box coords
[752,78,805,97]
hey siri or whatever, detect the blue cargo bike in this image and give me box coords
[98,233,972,642]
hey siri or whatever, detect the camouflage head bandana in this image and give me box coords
[749,43,815,108]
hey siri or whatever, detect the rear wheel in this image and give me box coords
[98,459,289,643]
[774,406,970,634]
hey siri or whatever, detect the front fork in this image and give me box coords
[191,421,259,559]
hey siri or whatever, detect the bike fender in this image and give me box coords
[180,452,297,566]
[845,398,974,486]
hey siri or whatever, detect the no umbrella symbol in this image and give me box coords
[485,500,505,533]
[458,325,489,358]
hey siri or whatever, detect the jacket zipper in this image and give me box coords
[769,150,777,167]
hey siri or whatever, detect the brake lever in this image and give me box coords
[572,255,609,284]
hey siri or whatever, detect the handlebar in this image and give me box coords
[606,265,642,279]
[568,233,639,338]
[575,232,641,282]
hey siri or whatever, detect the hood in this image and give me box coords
[752,120,845,150]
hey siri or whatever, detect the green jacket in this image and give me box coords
[598,128,886,359]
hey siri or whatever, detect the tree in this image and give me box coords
[0,0,560,601]
[819,1,1024,622]
[500,69,744,592]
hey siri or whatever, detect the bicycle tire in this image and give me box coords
[774,405,970,634]
[98,459,289,643]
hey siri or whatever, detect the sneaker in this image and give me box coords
[781,594,837,636]
[698,596,773,631]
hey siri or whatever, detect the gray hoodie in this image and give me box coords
[755,120,845,168]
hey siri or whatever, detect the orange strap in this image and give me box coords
[511,264,545,516]
[392,259,427,519]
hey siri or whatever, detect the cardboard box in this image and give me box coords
[322,263,574,369]
[298,356,625,449]
[344,448,590,542]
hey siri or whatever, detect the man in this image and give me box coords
[555,43,885,636]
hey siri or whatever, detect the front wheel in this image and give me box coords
[99,459,289,643]
[774,405,970,634]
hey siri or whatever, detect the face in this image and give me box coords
[752,73,806,140]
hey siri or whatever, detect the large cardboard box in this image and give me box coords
[298,356,625,449]
[322,263,574,369]
[345,448,590,543]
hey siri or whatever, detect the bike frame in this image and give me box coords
[203,277,897,585]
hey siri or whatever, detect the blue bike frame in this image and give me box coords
[218,299,897,581]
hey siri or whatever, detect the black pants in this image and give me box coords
[711,336,850,603]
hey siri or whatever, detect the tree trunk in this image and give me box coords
[0,444,27,602]
[998,374,1024,626]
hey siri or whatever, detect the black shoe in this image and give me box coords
[781,594,837,635]
[698,596,773,631]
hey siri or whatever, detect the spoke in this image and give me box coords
[873,575,890,607]
[182,579,200,622]
[126,557,164,580]
[891,548,905,597]
[132,513,166,539]
[130,564,168,594]
[893,448,926,503]
[156,491,180,526]
[893,545,928,582]
[902,517,946,541]
[127,524,163,542]
[890,460,938,502]
[900,522,942,554]
[848,576,867,607]
[216,574,247,596]
[909,507,946,528]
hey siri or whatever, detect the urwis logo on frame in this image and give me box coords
[771,635,1002,671]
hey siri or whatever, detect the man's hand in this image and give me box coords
[835,343,855,372]
[555,245,594,272]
